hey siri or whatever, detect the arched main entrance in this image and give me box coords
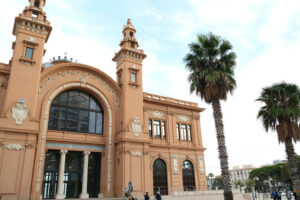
[153,158,168,195]
[182,160,195,191]
[41,89,103,199]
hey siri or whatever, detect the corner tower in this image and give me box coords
[113,19,146,132]
[2,0,51,117]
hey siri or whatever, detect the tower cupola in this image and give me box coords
[120,19,139,49]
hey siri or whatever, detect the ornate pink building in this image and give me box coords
[0,0,207,199]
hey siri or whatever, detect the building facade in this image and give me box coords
[0,1,207,199]
[230,165,256,185]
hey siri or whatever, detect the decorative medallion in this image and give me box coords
[131,116,142,137]
[11,98,29,125]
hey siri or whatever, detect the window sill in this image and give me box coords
[129,82,139,87]
[20,57,36,66]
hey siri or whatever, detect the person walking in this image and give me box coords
[271,189,277,200]
[144,192,150,200]
[286,190,291,200]
[155,191,162,200]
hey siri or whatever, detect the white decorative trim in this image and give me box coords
[198,156,204,174]
[0,142,34,150]
[172,155,179,174]
[131,116,142,137]
[130,151,144,157]
[149,110,164,118]
[176,115,190,122]
[11,98,29,125]
[1,143,24,150]
[36,83,113,193]
[78,77,87,87]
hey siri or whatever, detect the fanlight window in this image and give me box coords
[182,160,195,191]
[48,89,104,134]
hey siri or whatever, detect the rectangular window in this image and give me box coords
[181,124,187,140]
[153,120,161,138]
[131,73,136,83]
[176,123,180,140]
[25,47,34,59]
[149,119,152,137]
[162,121,166,138]
[187,125,192,141]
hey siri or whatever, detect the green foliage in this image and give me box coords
[234,180,244,187]
[256,82,300,143]
[213,176,224,189]
[246,179,255,189]
[249,156,300,189]
[184,32,237,103]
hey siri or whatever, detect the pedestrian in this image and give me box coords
[144,192,150,200]
[286,189,291,200]
[271,189,277,200]
[155,191,162,200]
[293,191,297,200]
[275,188,281,200]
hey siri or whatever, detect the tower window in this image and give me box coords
[25,47,34,59]
[34,0,40,8]
[130,32,133,38]
[131,73,136,83]
[131,41,135,48]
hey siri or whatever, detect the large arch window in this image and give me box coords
[182,160,195,191]
[153,158,168,195]
[48,89,104,134]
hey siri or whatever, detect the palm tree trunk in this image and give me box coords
[285,137,300,200]
[212,99,233,200]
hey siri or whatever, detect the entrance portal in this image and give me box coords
[42,150,101,199]
[153,158,168,195]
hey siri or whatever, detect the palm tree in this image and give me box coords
[256,82,300,199]
[184,33,236,200]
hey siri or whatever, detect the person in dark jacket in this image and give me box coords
[155,191,162,200]
[144,192,150,200]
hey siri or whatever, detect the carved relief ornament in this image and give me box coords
[149,110,164,118]
[176,115,190,122]
[11,98,29,125]
[39,70,120,109]
[0,142,34,150]
[131,116,142,137]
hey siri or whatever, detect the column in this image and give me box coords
[80,151,90,199]
[56,150,68,199]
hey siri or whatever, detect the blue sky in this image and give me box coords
[1,0,300,176]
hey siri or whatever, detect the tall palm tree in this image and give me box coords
[256,83,300,199]
[184,33,236,200]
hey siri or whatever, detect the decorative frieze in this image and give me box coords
[130,151,144,157]
[46,142,105,151]
[176,115,191,122]
[11,98,29,125]
[0,142,34,150]
[149,110,165,118]
[15,20,49,36]
[38,70,120,109]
